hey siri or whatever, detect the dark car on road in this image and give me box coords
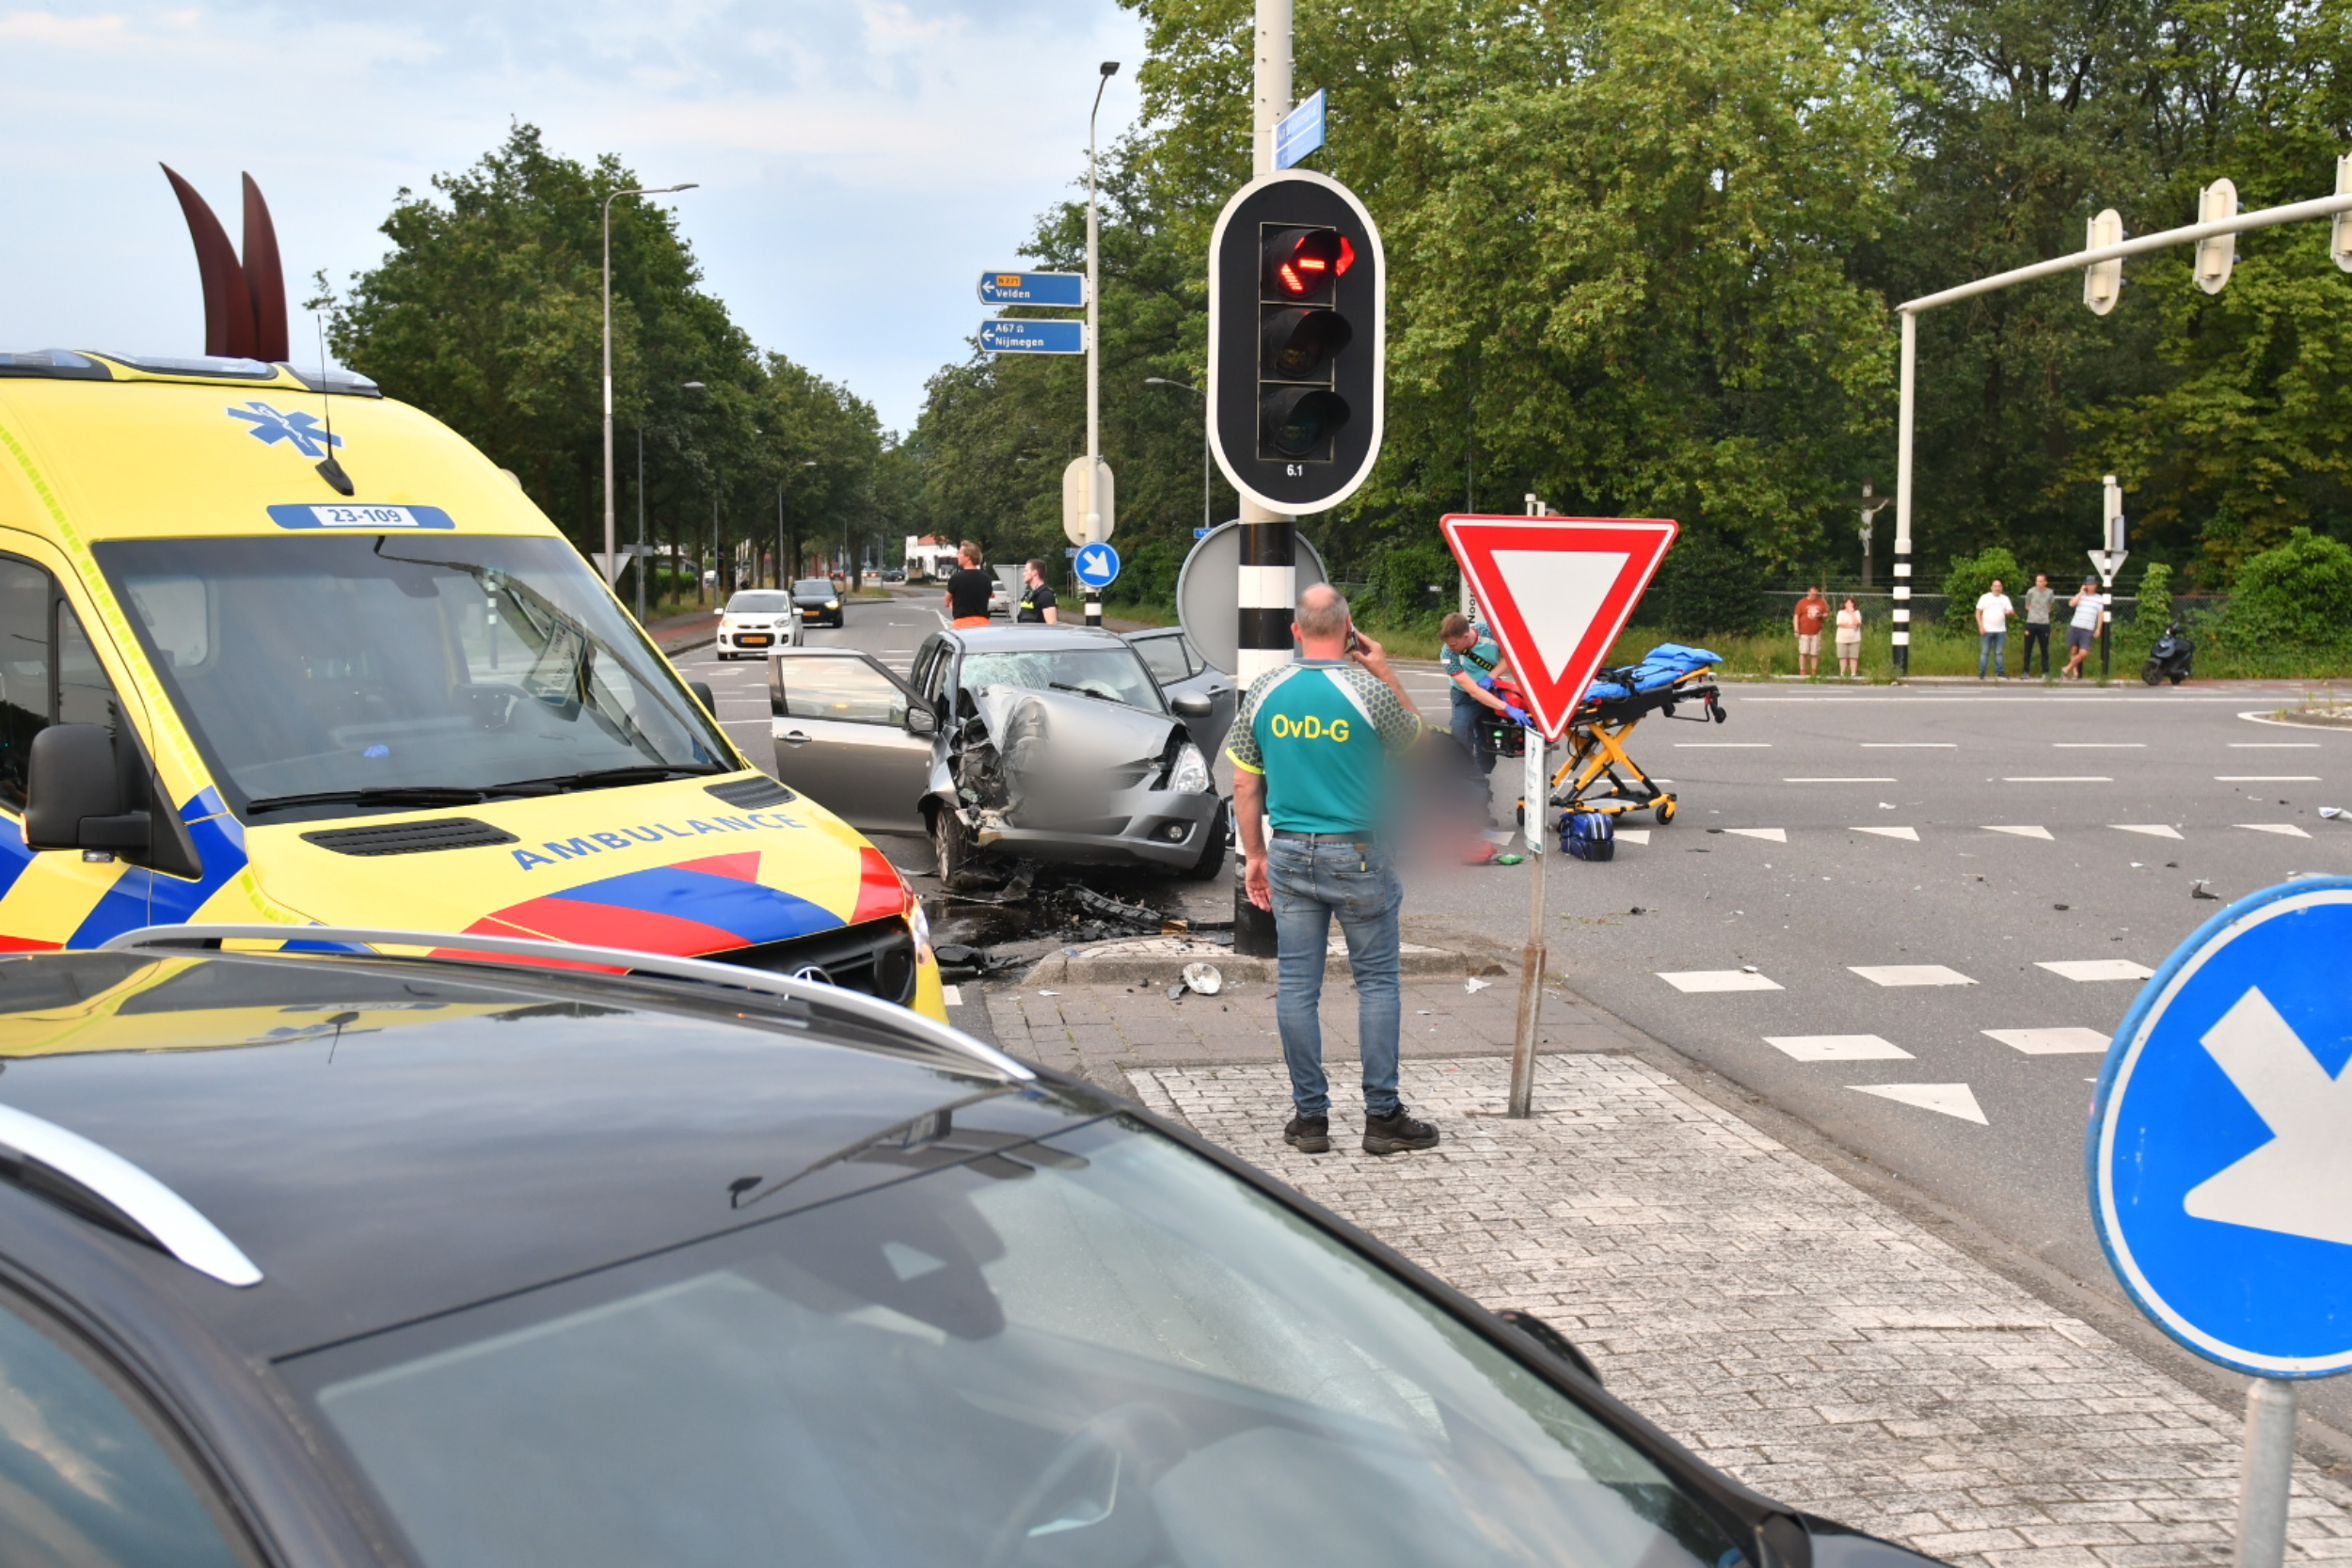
[791,576,846,629]
[767,626,1229,884]
[0,925,1945,1568]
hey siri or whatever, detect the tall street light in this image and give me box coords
[1145,377,1211,535]
[602,181,697,586]
[680,380,708,601]
[1083,59,1119,626]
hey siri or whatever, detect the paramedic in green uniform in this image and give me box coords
[1230,584,1439,1157]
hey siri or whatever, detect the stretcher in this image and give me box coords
[1504,643,1726,828]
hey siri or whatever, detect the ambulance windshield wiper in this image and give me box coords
[485,765,726,796]
[244,785,555,815]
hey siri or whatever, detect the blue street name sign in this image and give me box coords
[978,319,1087,355]
[1073,542,1120,590]
[2090,876,2352,1377]
[1275,88,1327,169]
[978,271,1087,308]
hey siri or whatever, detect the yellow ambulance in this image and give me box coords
[0,350,944,1018]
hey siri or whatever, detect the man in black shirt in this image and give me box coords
[1017,559,1059,624]
[943,540,993,627]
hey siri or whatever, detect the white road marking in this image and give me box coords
[2217,774,2319,782]
[1657,970,1782,993]
[1615,829,1651,845]
[2237,823,2312,837]
[2230,742,2319,748]
[2054,742,2144,748]
[1851,964,1975,987]
[1982,825,2054,839]
[1766,1034,1913,1061]
[1862,742,1954,748]
[1984,1027,2111,1055]
[942,984,963,1006]
[2003,775,2111,783]
[1851,825,1919,841]
[1721,827,1787,842]
[2111,823,2182,838]
[1849,1083,1988,1124]
[1785,776,1897,783]
[1676,742,1771,748]
[2037,958,2154,981]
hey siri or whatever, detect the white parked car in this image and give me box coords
[716,590,795,660]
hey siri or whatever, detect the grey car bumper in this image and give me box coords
[968,785,1222,870]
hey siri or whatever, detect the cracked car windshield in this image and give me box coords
[294,1117,1741,1568]
[95,535,726,818]
[961,647,1163,712]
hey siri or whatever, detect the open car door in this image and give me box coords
[768,651,935,835]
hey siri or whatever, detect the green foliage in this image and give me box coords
[1941,546,2024,612]
[325,125,889,591]
[2135,562,2176,629]
[1360,539,1455,626]
[2206,528,2352,651]
[1641,531,1766,635]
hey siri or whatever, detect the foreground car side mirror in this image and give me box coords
[906,705,937,736]
[1169,693,1215,719]
[25,724,150,855]
[689,680,717,714]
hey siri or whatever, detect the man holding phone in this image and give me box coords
[1230,584,1438,1158]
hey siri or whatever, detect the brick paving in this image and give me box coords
[1121,1053,2352,1568]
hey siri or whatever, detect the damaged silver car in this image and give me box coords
[767,627,1228,885]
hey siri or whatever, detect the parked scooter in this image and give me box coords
[2141,623,2195,686]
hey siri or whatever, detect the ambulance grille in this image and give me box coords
[299,818,521,856]
[705,774,798,808]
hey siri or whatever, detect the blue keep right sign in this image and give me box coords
[2090,876,2352,1377]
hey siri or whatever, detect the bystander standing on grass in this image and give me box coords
[1835,597,1863,677]
[1793,586,1829,676]
[2021,575,2055,676]
[1976,578,2014,679]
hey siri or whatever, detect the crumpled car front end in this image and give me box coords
[945,687,1221,870]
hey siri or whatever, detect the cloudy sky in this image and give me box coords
[0,0,1150,432]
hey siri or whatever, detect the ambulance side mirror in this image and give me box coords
[24,724,151,856]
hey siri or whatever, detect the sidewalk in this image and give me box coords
[980,970,2352,1568]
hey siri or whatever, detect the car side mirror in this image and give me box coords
[906,705,937,736]
[1170,693,1215,719]
[25,724,150,855]
[689,680,717,714]
[1495,1307,1602,1385]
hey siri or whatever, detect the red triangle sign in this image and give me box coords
[1439,515,1677,739]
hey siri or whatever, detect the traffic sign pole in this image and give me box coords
[1508,733,1549,1118]
[2237,1378,2297,1568]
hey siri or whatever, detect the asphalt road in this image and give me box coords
[672,597,2346,1433]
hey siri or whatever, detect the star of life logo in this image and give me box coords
[226,402,345,458]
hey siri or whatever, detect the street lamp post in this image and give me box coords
[1144,377,1211,534]
[1084,60,1120,628]
[602,182,696,586]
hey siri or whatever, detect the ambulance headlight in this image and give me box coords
[1169,743,1211,794]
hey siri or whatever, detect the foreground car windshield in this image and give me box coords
[95,535,727,817]
[293,1117,1741,1568]
[963,647,1164,712]
[728,592,793,613]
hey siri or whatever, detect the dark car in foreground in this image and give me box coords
[0,925,1943,1568]
[767,626,1228,883]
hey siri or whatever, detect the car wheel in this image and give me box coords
[1180,801,1229,880]
[932,808,977,889]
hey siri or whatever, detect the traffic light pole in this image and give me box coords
[1232,0,1295,958]
[1890,180,2352,676]
[1083,67,1115,628]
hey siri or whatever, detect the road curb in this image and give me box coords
[1022,934,1494,987]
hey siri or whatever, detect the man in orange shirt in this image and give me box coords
[1793,586,1830,676]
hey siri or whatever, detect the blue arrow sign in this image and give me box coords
[1073,542,1120,589]
[978,271,1087,308]
[978,319,1087,355]
[2090,876,2352,1377]
[1275,88,1327,169]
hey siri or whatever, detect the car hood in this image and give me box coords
[966,686,1184,768]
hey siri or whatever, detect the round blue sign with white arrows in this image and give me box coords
[1073,542,1120,590]
[2090,876,2352,1377]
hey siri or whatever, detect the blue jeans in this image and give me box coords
[1268,835,1403,1119]
[1449,695,1496,778]
[1979,630,2007,676]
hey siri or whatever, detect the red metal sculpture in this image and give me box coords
[160,166,289,362]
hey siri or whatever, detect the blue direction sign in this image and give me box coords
[1275,88,1327,169]
[2090,876,2352,1377]
[979,319,1087,355]
[978,271,1087,308]
[1073,542,1120,589]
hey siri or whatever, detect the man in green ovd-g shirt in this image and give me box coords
[1229,584,1438,1159]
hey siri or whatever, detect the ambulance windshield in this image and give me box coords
[95,535,732,823]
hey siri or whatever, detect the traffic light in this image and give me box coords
[1208,170,1384,515]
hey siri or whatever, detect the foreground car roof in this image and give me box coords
[0,951,1103,1357]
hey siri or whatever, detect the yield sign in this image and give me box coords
[1439,515,1678,739]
